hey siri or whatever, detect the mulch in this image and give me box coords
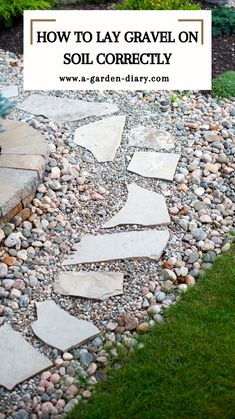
[0,3,234,79]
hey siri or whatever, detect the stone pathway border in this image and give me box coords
[0,119,48,221]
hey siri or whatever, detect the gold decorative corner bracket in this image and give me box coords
[178,19,204,45]
[30,19,56,45]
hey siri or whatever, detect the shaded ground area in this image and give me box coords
[68,252,235,419]
[0,5,234,78]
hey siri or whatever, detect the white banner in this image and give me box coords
[24,10,211,90]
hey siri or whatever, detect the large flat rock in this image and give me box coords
[102,183,170,228]
[74,115,126,162]
[0,168,39,218]
[128,126,174,151]
[63,230,169,266]
[18,94,118,122]
[127,152,180,180]
[0,85,18,98]
[54,271,124,300]
[32,301,100,351]
[0,324,52,391]
[0,155,46,178]
[1,120,48,157]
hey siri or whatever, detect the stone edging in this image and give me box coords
[0,119,48,223]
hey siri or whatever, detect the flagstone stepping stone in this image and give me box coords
[54,271,124,300]
[0,324,52,390]
[1,120,48,157]
[63,230,169,266]
[74,115,126,162]
[102,183,170,228]
[32,301,100,351]
[128,126,174,150]
[17,94,118,122]
[0,120,48,219]
[127,152,180,180]
[0,85,18,98]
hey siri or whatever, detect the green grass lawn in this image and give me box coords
[68,253,235,419]
[212,71,235,99]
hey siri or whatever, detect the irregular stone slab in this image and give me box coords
[63,230,169,266]
[54,271,124,300]
[0,85,18,98]
[18,94,118,122]
[102,183,170,228]
[0,155,46,178]
[127,152,180,180]
[128,126,174,150]
[32,301,100,351]
[0,324,52,390]
[0,168,39,218]
[74,115,126,162]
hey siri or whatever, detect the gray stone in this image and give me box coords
[0,324,52,390]
[19,295,29,308]
[102,183,170,228]
[127,152,180,180]
[4,233,21,248]
[128,126,174,150]
[187,252,200,263]
[162,269,177,282]
[18,94,118,122]
[32,300,100,351]
[0,85,18,98]
[63,230,169,266]
[155,291,166,302]
[79,349,93,366]
[15,409,29,419]
[0,263,8,278]
[64,398,79,413]
[191,228,207,241]
[74,115,125,162]
[54,271,124,301]
[153,313,164,323]
[0,168,39,218]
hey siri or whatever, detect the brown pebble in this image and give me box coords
[117,315,125,327]
[137,322,150,333]
[163,260,174,269]
[2,256,16,266]
[115,326,125,334]
[185,275,196,286]
[82,390,92,399]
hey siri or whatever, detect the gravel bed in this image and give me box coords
[0,49,234,418]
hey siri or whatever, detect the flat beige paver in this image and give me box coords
[0,324,52,391]
[102,183,170,228]
[32,301,100,351]
[0,120,48,157]
[0,155,46,178]
[128,126,174,150]
[127,152,180,180]
[63,230,169,266]
[74,115,126,162]
[18,94,118,122]
[54,271,124,300]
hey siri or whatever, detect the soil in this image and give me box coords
[0,3,234,78]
